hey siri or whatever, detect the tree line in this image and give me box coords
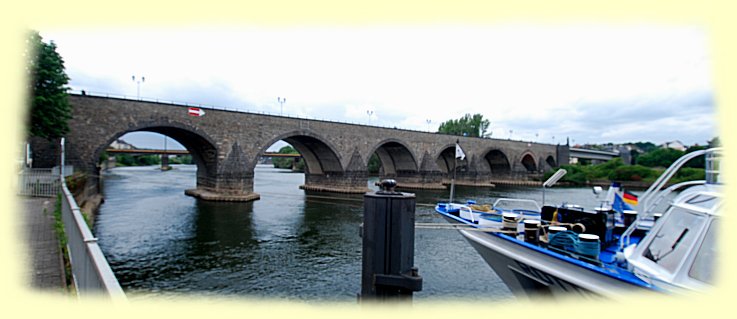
[545,138,720,186]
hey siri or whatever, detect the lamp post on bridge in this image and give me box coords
[277,97,286,116]
[426,119,432,132]
[132,75,145,99]
[367,110,374,125]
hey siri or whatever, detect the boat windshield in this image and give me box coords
[685,193,721,211]
[493,199,541,212]
[643,207,707,273]
[689,218,718,284]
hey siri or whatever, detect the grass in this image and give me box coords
[52,193,73,291]
[545,158,705,186]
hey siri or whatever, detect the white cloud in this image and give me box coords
[42,24,716,148]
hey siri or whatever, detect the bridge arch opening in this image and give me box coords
[545,155,556,169]
[435,145,468,174]
[256,132,354,193]
[368,140,418,179]
[101,132,192,168]
[521,153,537,172]
[483,149,511,177]
[95,126,219,191]
[257,135,342,175]
[259,140,306,172]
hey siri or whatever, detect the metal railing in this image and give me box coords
[59,179,126,302]
[18,168,60,197]
[618,147,722,249]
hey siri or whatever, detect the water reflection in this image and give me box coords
[98,165,617,301]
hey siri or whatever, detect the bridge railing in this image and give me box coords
[69,90,546,144]
[59,177,126,302]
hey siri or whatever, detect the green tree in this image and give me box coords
[609,165,654,181]
[27,31,72,139]
[272,145,303,171]
[115,154,135,166]
[169,155,193,165]
[632,141,657,153]
[367,153,381,175]
[636,148,685,168]
[437,113,490,137]
[684,144,707,168]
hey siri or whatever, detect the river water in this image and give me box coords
[95,164,605,302]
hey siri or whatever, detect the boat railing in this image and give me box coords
[618,180,705,249]
[638,148,721,215]
[641,180,706,217]
[619,148,721,250]
[705,150,721,184]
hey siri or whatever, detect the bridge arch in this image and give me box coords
[435,143,468,174]
[368,139,419,177]
[94,121,219,190]
[254,130,344,174]
[520,152,537,172]
[545,155,556,170]
[481,148,512,176]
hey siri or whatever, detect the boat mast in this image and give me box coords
[449,154,457,204]
[449,139,464,204]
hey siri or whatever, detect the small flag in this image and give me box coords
[612,192,634,214]
[623,190,639,206]
[455,142,466,160]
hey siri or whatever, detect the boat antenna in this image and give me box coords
[542,168,567,206]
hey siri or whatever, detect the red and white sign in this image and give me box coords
[188,107,205,117]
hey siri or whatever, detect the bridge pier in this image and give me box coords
[184,171,260,202]
[185,142,260,202]
[300,171,369,194]
[385,170,446,191]
[160,154,171,171]
[184,188,260,201]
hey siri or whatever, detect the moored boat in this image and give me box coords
[436,148,722,300]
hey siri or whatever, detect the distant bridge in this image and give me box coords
[569,147,619,164]
[105,148,302,158]
[105,148,190,155]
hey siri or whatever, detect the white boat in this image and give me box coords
[435,148,722,299]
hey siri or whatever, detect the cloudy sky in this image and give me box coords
[41,24,717,150]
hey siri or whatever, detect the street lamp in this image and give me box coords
[426,119,432,132]
[277,97,286,116]
[509,129,513,140]
[132,75,145,99]
[367,110,374,125]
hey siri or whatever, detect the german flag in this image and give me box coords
[623,190,639,206]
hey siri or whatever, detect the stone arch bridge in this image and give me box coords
[32,94,569,201]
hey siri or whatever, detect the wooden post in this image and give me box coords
[360,179,422,301]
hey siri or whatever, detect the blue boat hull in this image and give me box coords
[435,204,655,300]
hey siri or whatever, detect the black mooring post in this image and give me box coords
[360,179,422,301]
